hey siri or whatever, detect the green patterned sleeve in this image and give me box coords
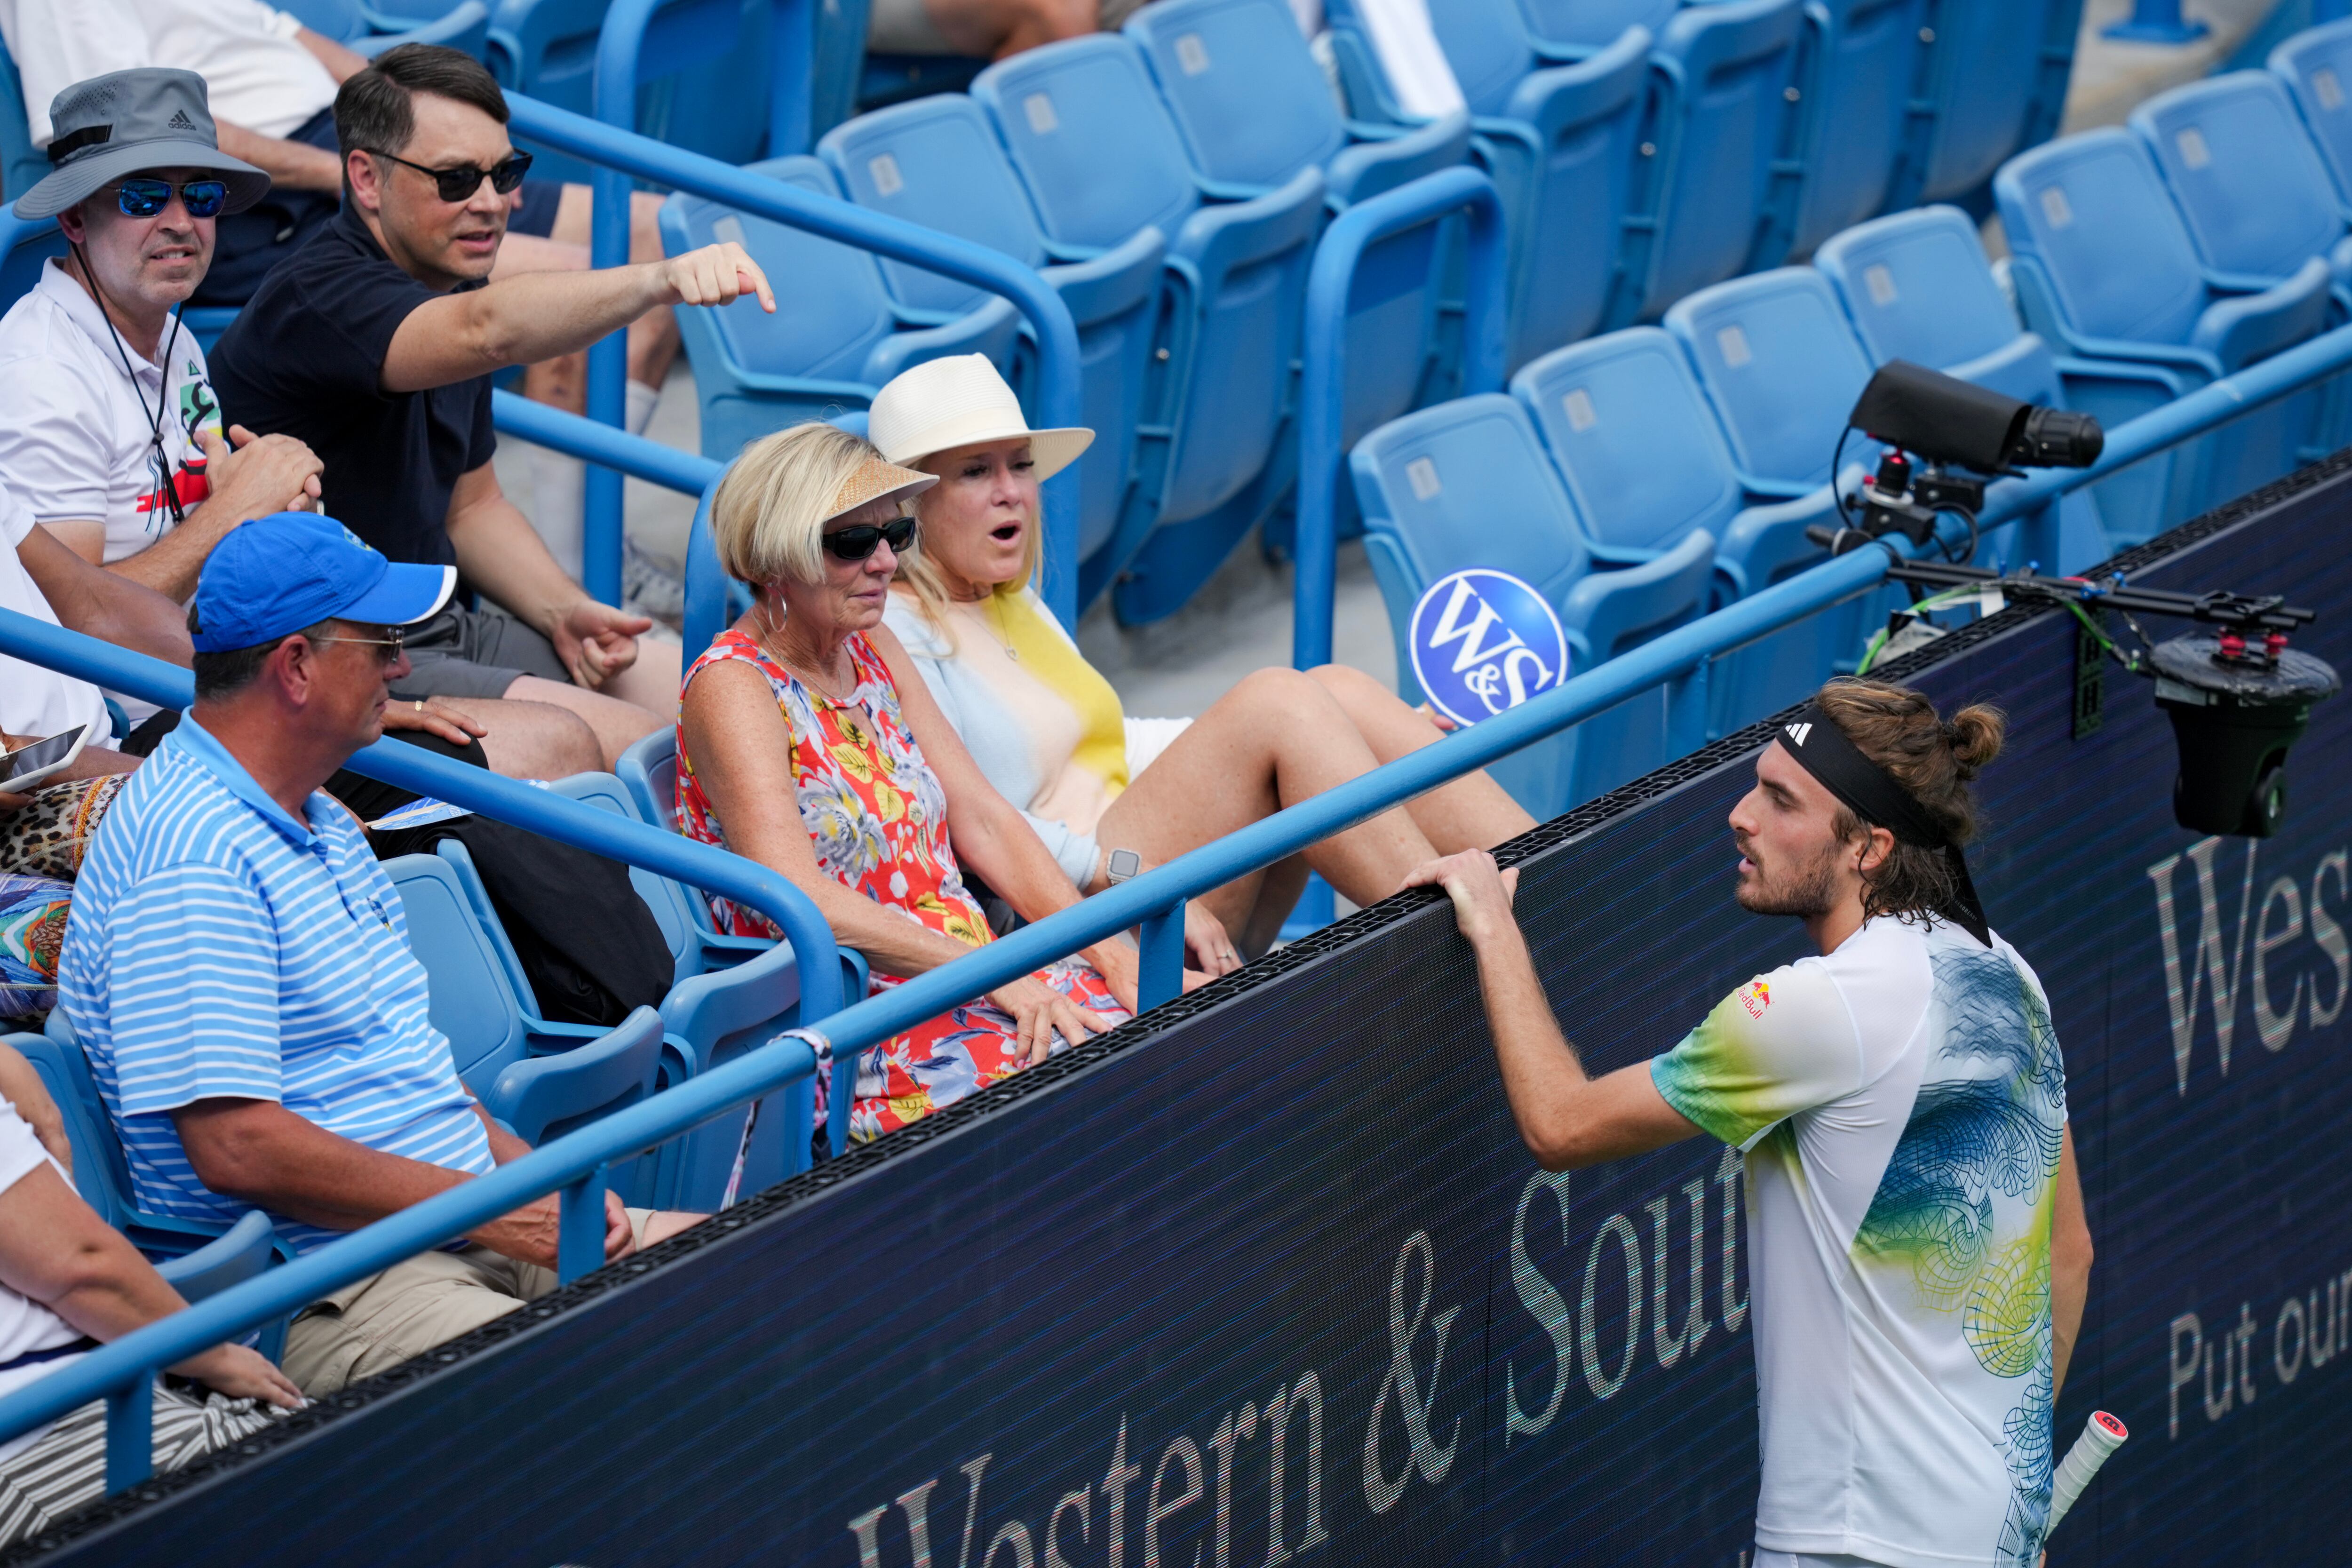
[1650,960,1862,1148]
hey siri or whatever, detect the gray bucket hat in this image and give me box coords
[14,68,271,221]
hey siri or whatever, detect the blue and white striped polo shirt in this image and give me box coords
[57,716,493,1256]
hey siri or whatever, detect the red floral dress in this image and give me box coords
[677,629,1126,1142]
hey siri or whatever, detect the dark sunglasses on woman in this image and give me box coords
[823,516,918,561]
[114,178,228,219]
[366,149,535,204]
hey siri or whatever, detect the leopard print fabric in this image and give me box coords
[0,774,127,881]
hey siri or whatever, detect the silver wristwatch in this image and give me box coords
[1104,848,1141,885]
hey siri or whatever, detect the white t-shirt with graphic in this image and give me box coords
[1650,917,2069,1568]
[0,259,222,570]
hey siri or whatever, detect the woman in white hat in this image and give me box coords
[677,423,1143,1146]
[873,355,1535,961]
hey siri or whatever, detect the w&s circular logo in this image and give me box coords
[1407,569,1570,728]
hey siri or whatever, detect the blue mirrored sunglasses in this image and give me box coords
[114,178,228,219]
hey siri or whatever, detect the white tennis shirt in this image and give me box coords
[1651,916,2069,1568]
[0,0,337,145]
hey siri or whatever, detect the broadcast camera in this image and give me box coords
[1827,360,2103,558]
[1812,362,2339,840]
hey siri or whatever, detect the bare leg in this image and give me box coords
[501,674,668,771]
[597,638,683,723]
[427,696,604,779]
[922,0,1099,58]
[1094,667,1440,916]
[1308,664,1537,852]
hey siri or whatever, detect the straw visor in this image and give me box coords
[823,454,938,525]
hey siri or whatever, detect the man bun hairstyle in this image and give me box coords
[335,44,509,195]
[1813,678,2006,928]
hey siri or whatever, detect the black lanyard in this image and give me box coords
[70,242,188,526]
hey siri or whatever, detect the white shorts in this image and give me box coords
[1753,1553,1893,1568]
[1124,715,1193,779]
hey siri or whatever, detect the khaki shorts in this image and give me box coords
[281,1209,654,1397]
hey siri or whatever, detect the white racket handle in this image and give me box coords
[2044,1411,2128,1538]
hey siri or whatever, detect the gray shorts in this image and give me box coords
[388,605,573,702]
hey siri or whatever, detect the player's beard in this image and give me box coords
[1734,830,1843,920]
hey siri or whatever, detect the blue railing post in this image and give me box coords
[1294,168,1508,671]
[586,0,666,610]
[558,1165,611,1284]
[104,1371,153,1493]
[1138,900,1187,1012]
[1666,660,1710,754]
[503,91,1086,627]
[2102,0,2209,43]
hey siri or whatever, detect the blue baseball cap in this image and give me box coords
[191,512,455,653]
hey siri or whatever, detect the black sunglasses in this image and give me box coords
[366,148,534,204]
[114,177,228,219]
[822,516,917,561]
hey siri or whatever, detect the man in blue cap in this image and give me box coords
[58,511,700,1397]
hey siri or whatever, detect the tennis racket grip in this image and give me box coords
[2044,1411,2128,1539]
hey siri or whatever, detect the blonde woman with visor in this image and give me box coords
[676,424,1161,1145]
[874,356,1537,962]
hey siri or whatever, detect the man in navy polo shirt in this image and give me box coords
[58,512,701,1396]
[211,45,776,771]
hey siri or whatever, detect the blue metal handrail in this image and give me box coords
[507,22,1080,623]
[1293,167,1509,671]
[491,388,723,497]
[6,316,2350,1493]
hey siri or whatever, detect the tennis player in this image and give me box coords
[1408,678,2093,1568]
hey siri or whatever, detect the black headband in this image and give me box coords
[1775,703,1991,945]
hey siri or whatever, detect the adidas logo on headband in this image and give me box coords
[1785,721,1812,746]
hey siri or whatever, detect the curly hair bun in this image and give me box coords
[1943,704,2006,777]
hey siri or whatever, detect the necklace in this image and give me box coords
[755,605,856,701]
[969,592,1019,663]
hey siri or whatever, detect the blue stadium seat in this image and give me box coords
[1509,328,1849,737]
[542,764,872,1206]
[384,853,665,1151]
[1518,0,1679,57]
[485,0,771,186]
[1782,0,1928,258]
[817,96,1165,567]
[1123,0,1471,548]
[973,34,1325,621]
[1813,205,2124,565]
[2272,18,2352,220]
[273,0,492,58]
[2131,72,2352,309]
[1885,0,2078,209]
[1605,0,1809,327]
[1349,394,1716,813]
[1994,128,2333,514]
[1325,0,1651,369]
[1663,268,1876,498]
[14,1025,293,1356]
[1125,0,1465,207]
[659,155,1021,464]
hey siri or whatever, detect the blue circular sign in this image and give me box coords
[1407,568,1570,728]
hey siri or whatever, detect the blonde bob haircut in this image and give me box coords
[712,422,922,589]
[894,441,1044,647]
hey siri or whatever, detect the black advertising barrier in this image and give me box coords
[16,455,2352,1567]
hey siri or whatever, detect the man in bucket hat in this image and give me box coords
[0,70,321,609]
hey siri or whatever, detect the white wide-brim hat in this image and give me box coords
[869,355,1094,481]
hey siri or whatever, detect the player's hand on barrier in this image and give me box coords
[663,241,775,314]
[199,424,323,519]
[990,975,1112,1066]
[1183,901,1243,977]
[555,599,650,690]
[172,1342,305,1411]
[381,695,488,748]
[1401,849,1521,948]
